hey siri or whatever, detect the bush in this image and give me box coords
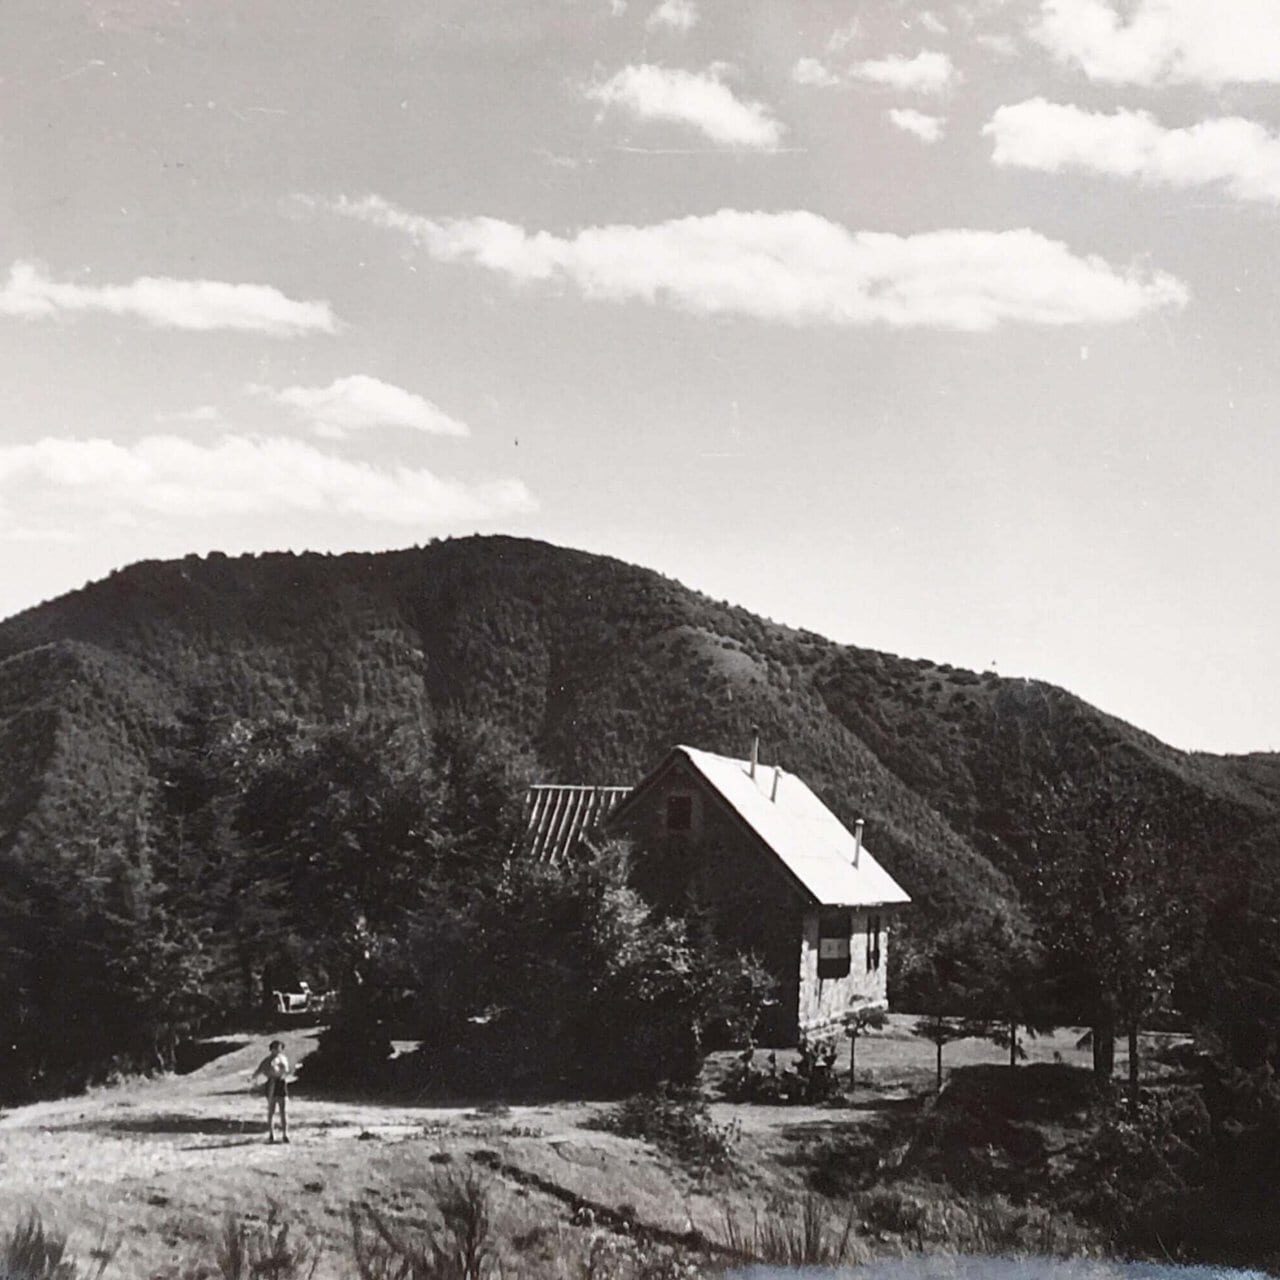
[391,845,772,1097]
[596,1085,740,1172]
[720,1036,841,1105]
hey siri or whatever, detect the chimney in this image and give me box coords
[854,818,864,868]
[771,764,781,802]
[749,724,760,779]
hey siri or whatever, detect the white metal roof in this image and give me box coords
[672,746,911,909]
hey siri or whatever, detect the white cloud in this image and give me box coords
[826,19,862,53]
[976,32,1019,57]
[586,64,785,150]
[609,0,626,13]
[331,196,1188,331]
[0,435,534,533]
[1032,0,1280,86]
[792,57,841,88]
[919,11,949,35]
[0,261,338,336]
[254,374,470,438]
[849,51,957,95]
[646,0,697,32]
[986,98,1280,202]
[888,108,946,143]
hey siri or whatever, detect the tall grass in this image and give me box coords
[350,1170,497,1280]
[718,1195,863,1267]
[1,1215,111,1280]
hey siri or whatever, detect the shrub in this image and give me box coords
[596,1085,739,1173]
[720,1037,841,1105]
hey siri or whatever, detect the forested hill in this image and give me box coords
[0,535,1276,927]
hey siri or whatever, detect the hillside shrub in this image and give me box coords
[596,1084,740,1172]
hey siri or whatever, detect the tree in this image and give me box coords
[1030,785,1190,1104]
[968,914,1055,1068]
[901,919,990,1093]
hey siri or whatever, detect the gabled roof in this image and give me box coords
[614,745,911,909]
[522,784,632,864]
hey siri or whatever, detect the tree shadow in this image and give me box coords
[92,1114,264,1136]
[174,1039,251,1075]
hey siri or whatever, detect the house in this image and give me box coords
[521,736,911,1045]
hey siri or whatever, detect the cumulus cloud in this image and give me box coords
[0,261,337,336]
[792,57,841,88]
[987,98,1280,202]
[254,375,470,438]
[849,51,957,94]
[0,435,534,533]
[1032,0,1280,86]
[888,108,946,143]
[586,64,785,149]
[646,0,697,32]
[330,196,1188,332]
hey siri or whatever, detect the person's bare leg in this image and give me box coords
[266,1090,278,1142]
[279,1094,289,1143]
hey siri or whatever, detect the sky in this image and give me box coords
[0,0,1278,755]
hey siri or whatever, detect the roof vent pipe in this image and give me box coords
[854,818,864,868]
[749,725,760,779]
[771,765,781,803]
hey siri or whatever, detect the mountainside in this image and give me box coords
[2,535,1276,931]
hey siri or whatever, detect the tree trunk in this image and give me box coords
[1092,1011,1116,1081]
[1127,1021,1140,1116]
[849,1029,857,1094]
[1009,1019,1018,1068]
[936,1039,943,1094]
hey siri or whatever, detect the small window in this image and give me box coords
[865,913,883,972]
[818,909,852,979]
[665,793,693,833]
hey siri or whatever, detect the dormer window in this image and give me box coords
[665,793,694,834]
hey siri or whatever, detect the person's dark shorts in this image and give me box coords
[266,1078,289,1102]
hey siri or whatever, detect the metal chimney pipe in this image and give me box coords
[771,765,781,802]
[854,817,864,868]
[749,724,760,779]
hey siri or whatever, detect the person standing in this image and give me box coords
[251,1039,292,1143]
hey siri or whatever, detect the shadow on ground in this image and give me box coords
[89,1114,264,1136]
[174,1039,250,1075]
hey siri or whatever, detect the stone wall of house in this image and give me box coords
[609,755,805,1043]
[797,908,892,1037]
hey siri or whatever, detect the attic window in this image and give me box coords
[665,793,693,834]
[818,909,852,980]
